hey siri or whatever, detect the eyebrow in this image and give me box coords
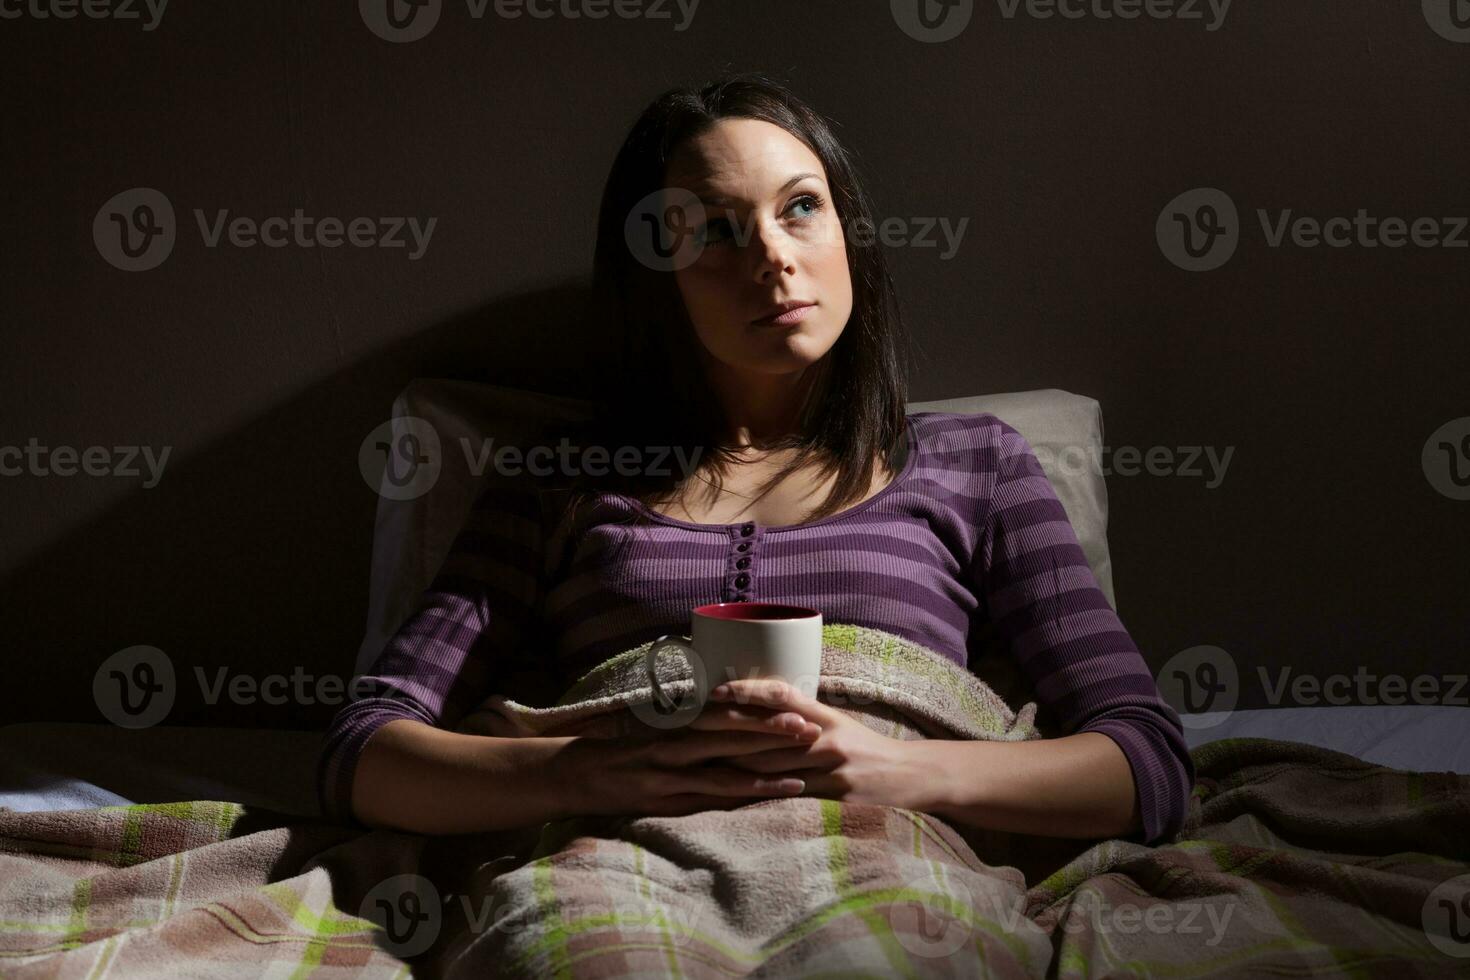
[694,172,824,208]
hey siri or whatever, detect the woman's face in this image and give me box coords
[665,118,853,377]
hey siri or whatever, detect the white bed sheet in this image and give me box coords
[1181,705,1470,773]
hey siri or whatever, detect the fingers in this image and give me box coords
[709,679,834,725]
[638,761,803,804]
[689,704,823,741]
[661,728,817,766]
[674,766,807,800]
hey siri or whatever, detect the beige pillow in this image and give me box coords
[908,389,1114,610]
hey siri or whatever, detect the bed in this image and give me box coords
[3,381,1466,978]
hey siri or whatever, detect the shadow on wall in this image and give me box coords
[3,281,610,729]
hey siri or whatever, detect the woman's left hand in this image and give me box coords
[706,678,932,811]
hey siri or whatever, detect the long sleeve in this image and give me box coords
[970,416,1195,843]
[315,482,548,824]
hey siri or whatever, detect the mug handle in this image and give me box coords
[645,634,701,712]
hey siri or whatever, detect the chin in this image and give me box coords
[737,333,834,373]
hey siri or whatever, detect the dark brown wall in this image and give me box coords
[3,0,1466,727]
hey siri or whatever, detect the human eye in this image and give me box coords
[785,192,826,222]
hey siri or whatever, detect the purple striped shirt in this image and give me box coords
[318,411,1195,842]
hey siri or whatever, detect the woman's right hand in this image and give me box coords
[556,701,824,818]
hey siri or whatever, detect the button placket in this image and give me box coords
[726,522,762,601]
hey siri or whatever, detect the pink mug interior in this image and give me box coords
[693,602,820,621]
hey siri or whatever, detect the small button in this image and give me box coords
[736,542,751,553]
[735,556,751,570]
[734,573,750,588]
[739,523,755,537]
[734,594,750,602]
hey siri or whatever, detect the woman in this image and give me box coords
[317,73,1194,847]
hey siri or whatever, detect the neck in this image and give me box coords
[697,348,824,450]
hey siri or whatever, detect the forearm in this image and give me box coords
[906,732,1143,840]
[349,718,581,835]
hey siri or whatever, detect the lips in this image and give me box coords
[752,301,817,326]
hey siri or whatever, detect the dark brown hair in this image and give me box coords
[558,71,911,528]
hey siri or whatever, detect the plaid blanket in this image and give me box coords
[3,625,1469,978]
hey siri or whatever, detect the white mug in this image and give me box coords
[645,602,824,714]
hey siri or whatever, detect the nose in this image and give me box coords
[750,217,797,285]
